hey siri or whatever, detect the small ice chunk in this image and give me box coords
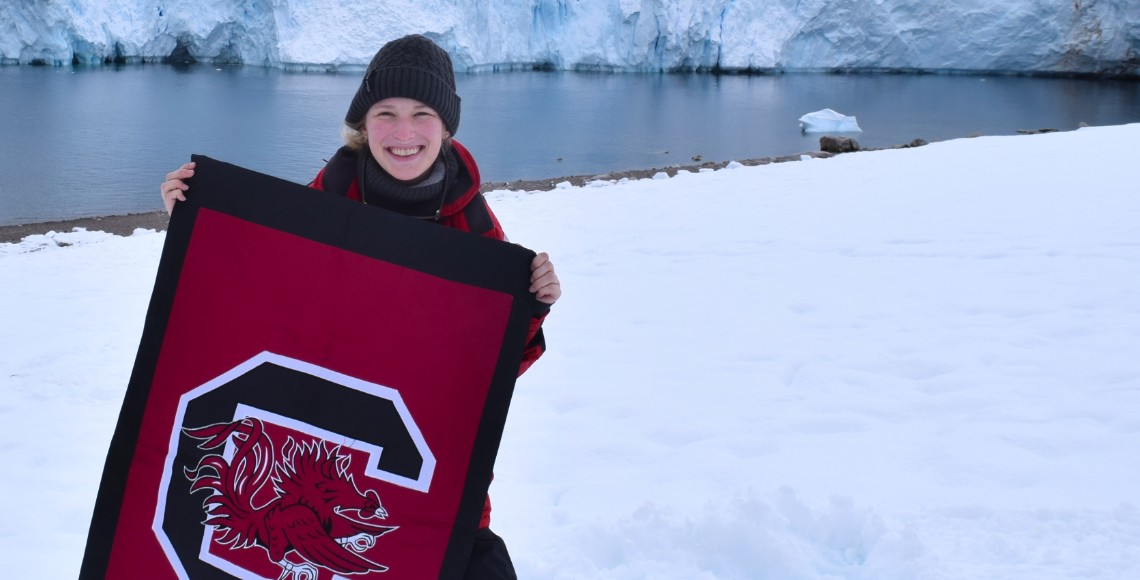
[799,108,862,133]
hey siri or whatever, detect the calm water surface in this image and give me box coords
[1,65,1137,225]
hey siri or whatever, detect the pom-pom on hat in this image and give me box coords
[345,34,460,135]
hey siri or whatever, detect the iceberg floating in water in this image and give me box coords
[799,109,863,133]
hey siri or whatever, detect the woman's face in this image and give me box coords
[364,97,447,183]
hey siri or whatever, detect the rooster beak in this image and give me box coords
[366,489,387,519]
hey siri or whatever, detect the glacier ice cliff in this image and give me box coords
[2,0,1137,76]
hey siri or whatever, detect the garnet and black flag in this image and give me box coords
[80,155,537,579]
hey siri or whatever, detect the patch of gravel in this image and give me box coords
[0,210,172,244]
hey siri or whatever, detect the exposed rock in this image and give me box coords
[1016,128,1059,134]
[0,211,171,243]
[820,135,861,154]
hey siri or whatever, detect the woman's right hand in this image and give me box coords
[160,162,196,215]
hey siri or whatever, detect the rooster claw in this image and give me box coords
[337,532,377,553]
[277,560,318,580]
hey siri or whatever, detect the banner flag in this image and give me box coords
[80,155,536,579]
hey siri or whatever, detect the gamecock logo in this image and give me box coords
[183,417,396,579]
[154,352,435,580]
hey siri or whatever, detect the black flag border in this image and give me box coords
[80,155,536,579]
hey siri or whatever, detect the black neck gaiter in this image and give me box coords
[358,146,458,219]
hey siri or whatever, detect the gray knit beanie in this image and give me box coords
[345,34,460,136]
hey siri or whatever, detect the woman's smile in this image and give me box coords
[388,146,424,158]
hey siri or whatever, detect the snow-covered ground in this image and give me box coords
[2,124,1139,578]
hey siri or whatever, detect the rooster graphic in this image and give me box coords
[183,417,397,579]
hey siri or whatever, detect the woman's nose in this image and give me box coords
[391,117,414,139]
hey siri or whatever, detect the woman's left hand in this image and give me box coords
[530,252,561,304]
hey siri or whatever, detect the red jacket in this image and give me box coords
[310,140,547,527]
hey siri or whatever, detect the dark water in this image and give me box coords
[1,65,1137,226]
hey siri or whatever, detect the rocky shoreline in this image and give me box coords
[0,150,837,243]
[5,129,1059,244]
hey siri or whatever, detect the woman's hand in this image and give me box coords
[530,252,561,304]
[160,162,196,215]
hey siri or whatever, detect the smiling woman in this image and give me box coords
[157,33,562,580]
